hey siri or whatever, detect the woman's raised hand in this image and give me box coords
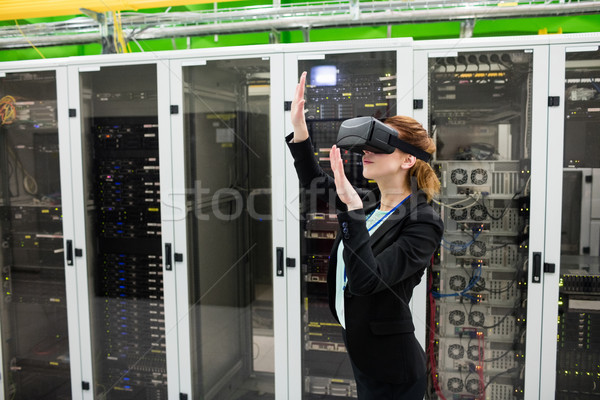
[291,71,309,142]
[290,73,361,211]
[330,145,363,211]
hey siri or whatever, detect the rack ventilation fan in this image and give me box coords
[450,240,468,256]
[450,206,468,221]
[472,277,486,292]
[470,204,488,221]
[449,310,466,326]
[447,378,464,393]
[469,241,487,257]
[471,168,488,185]
[448,344,465,360]
[466,379,483,395]
[451,168,469,185]
[468,311,485,326]
[449,275,467,291]
[467,345,482,361]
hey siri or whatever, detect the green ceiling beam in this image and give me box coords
[0,14,599,62]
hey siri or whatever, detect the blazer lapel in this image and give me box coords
[368,192,424,250]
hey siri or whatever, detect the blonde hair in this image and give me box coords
[384,116,440,202]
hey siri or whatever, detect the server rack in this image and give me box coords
[294,50,397,399]
[423,48,536,399]
[0,70,71,399]
[77,64,167,399]
[168,54,283,400]
[554,46,600,400]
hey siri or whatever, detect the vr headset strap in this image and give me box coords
[387,135,431,162]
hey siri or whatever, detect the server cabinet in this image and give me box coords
[67,61,173,400]
[543,40,600,400]
[168,50,287,399]
[283,40,414,399]
[414,39,550,399]
[0,68,75,399]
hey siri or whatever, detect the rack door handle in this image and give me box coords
[276,247,284,277]
[66,240,74,266]
[165,243,173,271]
[532,252,541,283]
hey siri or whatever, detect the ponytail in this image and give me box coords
[410,160,440,203]
[384,116,440,202]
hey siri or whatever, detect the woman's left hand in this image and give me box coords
[330,145,363,211]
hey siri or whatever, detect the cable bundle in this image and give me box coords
[0,95,16,125]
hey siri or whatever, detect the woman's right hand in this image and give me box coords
[291,71,309,142]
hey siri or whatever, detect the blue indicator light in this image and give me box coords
[123,377,130,381]
[119,278,125,281]
[119,285,125,289]
[124,386,131,389]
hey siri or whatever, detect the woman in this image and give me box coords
[286,71,444,399]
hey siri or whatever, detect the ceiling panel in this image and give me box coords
[3,0,238,20]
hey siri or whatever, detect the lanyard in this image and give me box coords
[366,194,411,232]
[343,194,411,289]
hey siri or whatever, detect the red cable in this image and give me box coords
[478,331,485,400]
[428,266,447,400]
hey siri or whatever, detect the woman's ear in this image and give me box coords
[402,154,417,169]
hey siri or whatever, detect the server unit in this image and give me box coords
[556,274,600,400]
[426,50,533,399]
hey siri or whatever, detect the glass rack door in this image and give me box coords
[554,46,600,400]
[181,57,275,399]
[296,51,397,399]
[78,64,167,399]
[0,71,71,399]
[427,49,535,399]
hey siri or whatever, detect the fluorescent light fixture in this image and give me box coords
[310,65,337,86]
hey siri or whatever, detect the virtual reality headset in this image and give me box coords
[336,117,431,162]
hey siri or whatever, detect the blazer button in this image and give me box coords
[342,222,348,228]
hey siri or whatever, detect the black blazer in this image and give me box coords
[287,134,444,384]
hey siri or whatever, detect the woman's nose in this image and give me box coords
[363,149,373,155]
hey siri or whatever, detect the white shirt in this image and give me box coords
[335,208,391,329]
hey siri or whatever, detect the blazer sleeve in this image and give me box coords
[337,207,443,296]
[285,133,350,211]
